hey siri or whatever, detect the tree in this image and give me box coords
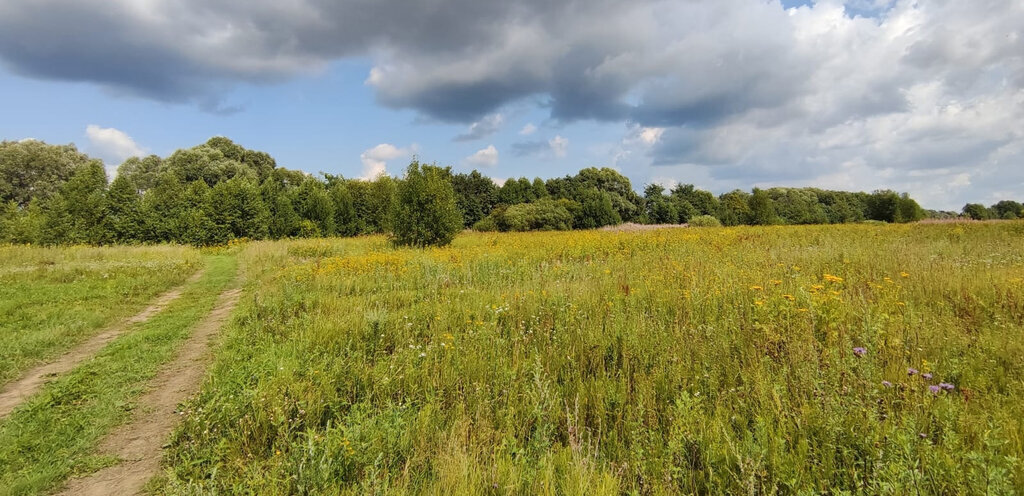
[1,140,102,208]
[962,203,993,220]
[41,161,108,244]
[103,175,143,243]
[575,189,621,229]
[390,161,462,247]
[140,172,185,242]
[329,180,358,236]
[717,190,752,226]
[748,188,777,225]
[991,200,1023,220]
[208,178,269,242]
[293,178,335,236]
[451,170,498,227]
[643,184,679,224]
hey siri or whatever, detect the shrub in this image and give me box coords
[390,161,462,247]
[689,215,722,227]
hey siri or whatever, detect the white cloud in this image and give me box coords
[549,135,568,158]
[359,143,412,180]
[465,145,499,168]
[519,123,537,135]
[491,177,507,187]
[85,124,145,165]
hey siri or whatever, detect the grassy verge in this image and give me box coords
[162,223,1024,494]
[0,251,237,496]
[0,244,201,385]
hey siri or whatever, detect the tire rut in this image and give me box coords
[0,270,204,419]
[56,286,241,496]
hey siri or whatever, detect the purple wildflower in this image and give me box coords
[922,373,933,380]
[928,385,940,394]
[907,368,918,376]
[918,433,928,439]
[882,380,893,388]
[852,347,867,357]
[939,382,955,391]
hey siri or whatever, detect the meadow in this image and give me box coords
[0,244,200,385]
[154,222,1023,494]
[0,223,1022,494]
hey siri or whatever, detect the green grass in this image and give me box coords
[0,244,201,385]
[159,223,1024,494]
[0,251,237,496]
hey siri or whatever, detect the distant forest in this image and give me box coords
[1,137,1020,246]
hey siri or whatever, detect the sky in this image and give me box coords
[0,0,1021,211]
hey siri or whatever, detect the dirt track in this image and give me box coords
[0,271,203,419]
[56,286,241,496]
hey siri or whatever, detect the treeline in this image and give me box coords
[0,137,1011,246]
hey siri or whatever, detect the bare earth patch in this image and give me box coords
[599,223,689,232]
[56,286,241,496]
[0,270,203,419]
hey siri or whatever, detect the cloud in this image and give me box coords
[359,143,412,179]
[512,135,568,158]
[1,0,1022,206]
[465,145,499,168]
[454,113,504,141]
[85,125,145,167]
[519,123,537,135]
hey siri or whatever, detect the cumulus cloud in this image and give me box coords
[519,123,537,135]
[1,0,1022,206]
[454,113,504,141]
[85,125,145,168]
[359,143,412,180]
[465,145,499,168]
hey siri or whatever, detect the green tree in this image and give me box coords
[748,188,777,225]
[1,140,102,208]
[451,170,498,227]
[208,178,269,242]
[390,161,463,247]
[962,203,992,221]
[329,180,358,236]
[116,155,163,193]
[643,184,679,224]
[991,200,1023,220]
[718,190,752,226]
[178,180,216,245]
[575,189,621,229]
[41,162,108,244]
[140,172,185,242]
[103,175,143,243]
[294,178,335,236]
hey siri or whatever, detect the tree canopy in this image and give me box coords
[0,137,1014,247]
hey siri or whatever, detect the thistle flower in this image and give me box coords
[939,382,955,391]
[928,385,940,394]
[922,373,933,380]
[852,347,867,357]
[907,368,918,376]
[882,380,893,388]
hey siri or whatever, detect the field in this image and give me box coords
[1,223,1023,494]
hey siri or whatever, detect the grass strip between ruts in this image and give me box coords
[0,252,238,496]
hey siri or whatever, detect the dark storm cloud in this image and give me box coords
[1,0,1022,208]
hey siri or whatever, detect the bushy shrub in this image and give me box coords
[390,161,462,247]
[688,215,722,227]
[476,199,575,232]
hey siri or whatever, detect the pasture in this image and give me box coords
[1,222,1023,494]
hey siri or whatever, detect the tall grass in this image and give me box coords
[0,244,201,385]
[163,223,1024,494]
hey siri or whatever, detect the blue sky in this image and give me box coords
[1,0,1021,210]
